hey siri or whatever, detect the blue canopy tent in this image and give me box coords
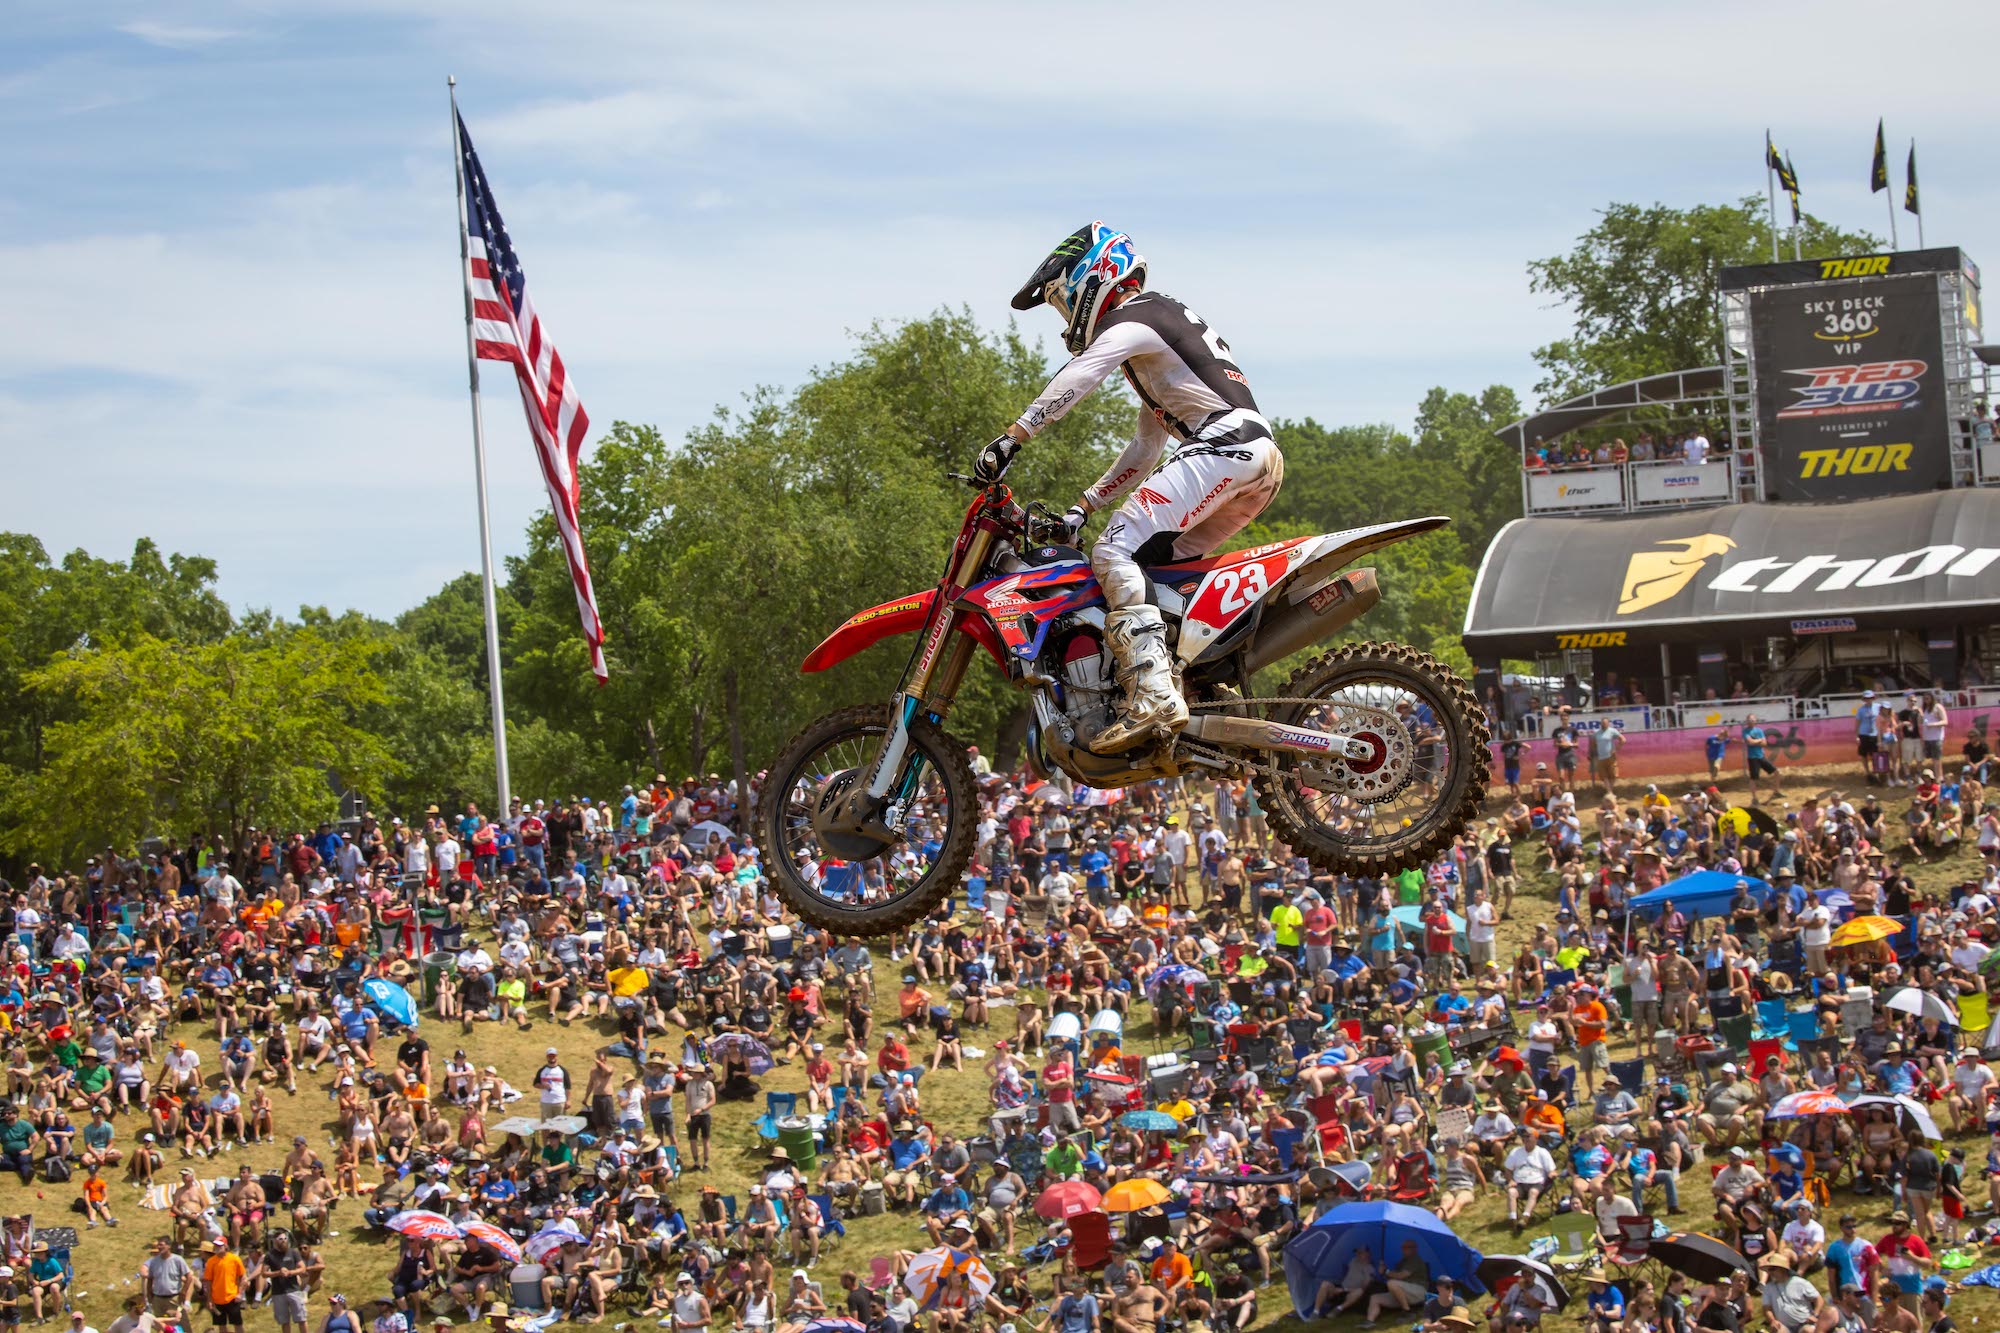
[1626,870,1769,922]
[1282,1201,1485,1319]
[1391,905,1468,954]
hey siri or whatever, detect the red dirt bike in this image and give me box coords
[758,466,1489,934]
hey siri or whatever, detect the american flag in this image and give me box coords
[457,109,608,682]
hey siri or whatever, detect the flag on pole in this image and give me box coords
[1785,153,1801,224]
[1870,119,1889,192]
[1904,141,1920,216]
[1767,139,1798,196]
[456,112,608,683]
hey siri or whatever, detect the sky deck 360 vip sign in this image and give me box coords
[1750,272,1949,502]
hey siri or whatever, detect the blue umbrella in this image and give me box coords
[362,978,418,1029]
[1281,1201,1485,1319]
[1119,1110,1180,1133]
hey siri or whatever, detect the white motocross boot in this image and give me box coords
[1090,605,1190,754]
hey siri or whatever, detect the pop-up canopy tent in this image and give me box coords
[1281,1201,1485,1319]
[1626,870,1770,922]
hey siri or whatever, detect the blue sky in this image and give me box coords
[4,1,1995,618]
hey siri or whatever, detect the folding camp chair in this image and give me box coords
[1544,1211,1597,1269]
[1716,1013,1755,1054]
[1786,1010,1822,1045]
[1386,1150,1436,1204]
[1066,1210,1112,1271]
[1747,1037,1785,1078]
[1608,1057,1646,1093]
[1605,1212,1654,1266]
[809,1193,846,1250]
[1267,1126,1304,1171]
[1755,999,1791,1039]
[756,1092,799,1140]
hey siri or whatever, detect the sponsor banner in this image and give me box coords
[1631,460,1733,504]
[1463,490,2000,657]
[1527,469,1624,511]
[1566,707,1652,734]
[1750,272,1950,501]
[1790,617,1857,635]
[1490,706,1999,782]
[1718,247,1972,292]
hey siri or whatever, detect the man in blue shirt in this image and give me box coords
[1824,1214,1874,1294]
[1080,839,1112,907]
[1583,1271,1625,1333]
[1874,1045,1921,1096]
[883,1124,930,1208]
[1430,980,1473,1027]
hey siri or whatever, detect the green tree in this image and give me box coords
[1411,384,1525,555]
[0,535,233,779]
[1528,199,1879,401]
[0,629,397,863]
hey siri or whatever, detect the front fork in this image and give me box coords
[836,510,998,833]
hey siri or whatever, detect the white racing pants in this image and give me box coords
[1091,411,1285,611]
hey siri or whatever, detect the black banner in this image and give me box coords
[1719,247,1974,291]
[1749,272,1949,501]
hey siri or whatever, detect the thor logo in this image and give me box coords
[1798,443,1912,477]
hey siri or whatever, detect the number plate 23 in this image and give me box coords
[1186,557,1277,632]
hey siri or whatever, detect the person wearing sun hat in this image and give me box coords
[1580,1269,1623,1333]
[1758,1253,1821,1333]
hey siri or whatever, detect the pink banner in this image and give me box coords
[1490,706,1999,783]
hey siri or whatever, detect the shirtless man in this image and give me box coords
[226,1165,268,1248]
[169,1169,214,1247]
[1658,947,1699,1034]
[1215,853,1247,917]
[290,1163,337,1243]
[1114,1278,1170,1333]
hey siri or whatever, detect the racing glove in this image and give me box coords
[1059,504,1088,542]
[972,433,1019,485]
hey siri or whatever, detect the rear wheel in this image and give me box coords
[757,704,979,936]
[1254,641,1489,875]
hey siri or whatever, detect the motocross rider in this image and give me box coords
[975,222,1285,754]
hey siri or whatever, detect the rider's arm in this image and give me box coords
[1082,408,1173,514]
[1011,321,1160,440]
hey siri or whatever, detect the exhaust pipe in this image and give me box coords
[1243,567,1379,675]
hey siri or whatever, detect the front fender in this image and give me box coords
[800,591,1008,674]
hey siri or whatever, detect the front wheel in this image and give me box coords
[1254,641,1489,876]
[757,703,980,936]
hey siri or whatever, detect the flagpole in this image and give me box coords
[1765,130,1780,262]
[449,76,513,817]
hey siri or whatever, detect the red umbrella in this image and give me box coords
[1033,1180,1102,1220]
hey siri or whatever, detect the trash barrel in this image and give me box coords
[1411,1028,1451,1073]
[422,952,457,1007]
[776,1115,818,1172]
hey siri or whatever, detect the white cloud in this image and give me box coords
[117,20,243,49]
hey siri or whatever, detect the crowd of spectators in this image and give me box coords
[1522,430,1725,473]
[3,734,1999,1333]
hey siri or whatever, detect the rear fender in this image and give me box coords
[1275,516,1451,604]
[800,591,1008,674]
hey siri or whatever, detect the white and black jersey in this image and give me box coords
[1012,291,1270,513]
